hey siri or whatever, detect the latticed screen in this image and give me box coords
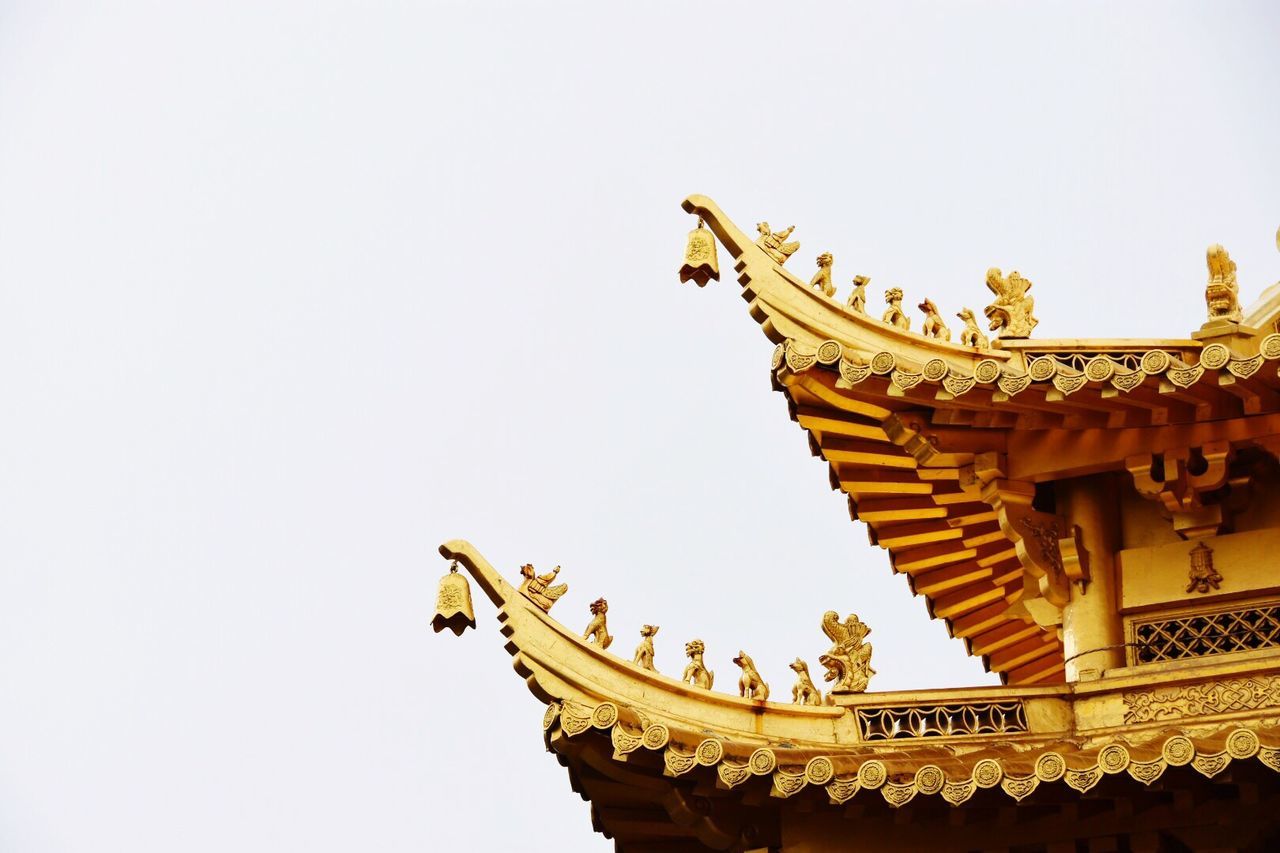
[1133,604,1280,664]
[856,701,1028,740]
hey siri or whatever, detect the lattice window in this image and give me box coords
[1132,604,1280,664]
[856,701,1028,741]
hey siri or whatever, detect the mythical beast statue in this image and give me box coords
[818,611,875,694]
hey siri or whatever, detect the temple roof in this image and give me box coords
[439,540,1280,851]
[681,195,1280,685]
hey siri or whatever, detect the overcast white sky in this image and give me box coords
[1,2,1278,851]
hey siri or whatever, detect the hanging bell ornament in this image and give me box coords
[678,217,720,287]
[432,561,476,636]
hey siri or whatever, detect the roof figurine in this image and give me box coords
[882,286,910,330]
[755,221,799,265]
[847,275,869,313]
[433,196,1280,851]
[809,251,835,297]
[918,298,951,341]
[983,266,1038,338]
[1205,243,1242,323]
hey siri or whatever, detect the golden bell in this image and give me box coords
[678,217,719,287]
[433,562,476,635]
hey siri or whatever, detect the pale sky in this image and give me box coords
[1,2,1278,851]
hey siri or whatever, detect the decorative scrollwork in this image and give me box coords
[1229,354,1264,378]
[1193,752,1230,778]
[773,771,807,798]
[942,374,976,397]
[826,778,859,804]
[942,779,976,805]
[838,359,872,387]
[611,725,642,756]
[997,373,1032,395]
[664,749,697,776]
[1127,760,1166,785]
[1064,767,1101,793]
[891,370,924,391]
[881,782,916,808]
[717,763,751,788]
[1052,371,1088,395]
[1111,370,1145,392]
[785,344,817,373]
[1001,775,1039,801]
[1167,365,1204,388]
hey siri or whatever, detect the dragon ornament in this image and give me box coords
[984,267,1038,339]
[819,611,876,694]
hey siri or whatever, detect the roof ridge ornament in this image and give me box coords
[1205,243,1243,324]
[984,267,1039,339]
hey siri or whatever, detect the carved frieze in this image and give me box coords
[1123,676,1280,723]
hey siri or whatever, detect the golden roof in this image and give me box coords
[438,540,1280,849]
[681,195,1280,685]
